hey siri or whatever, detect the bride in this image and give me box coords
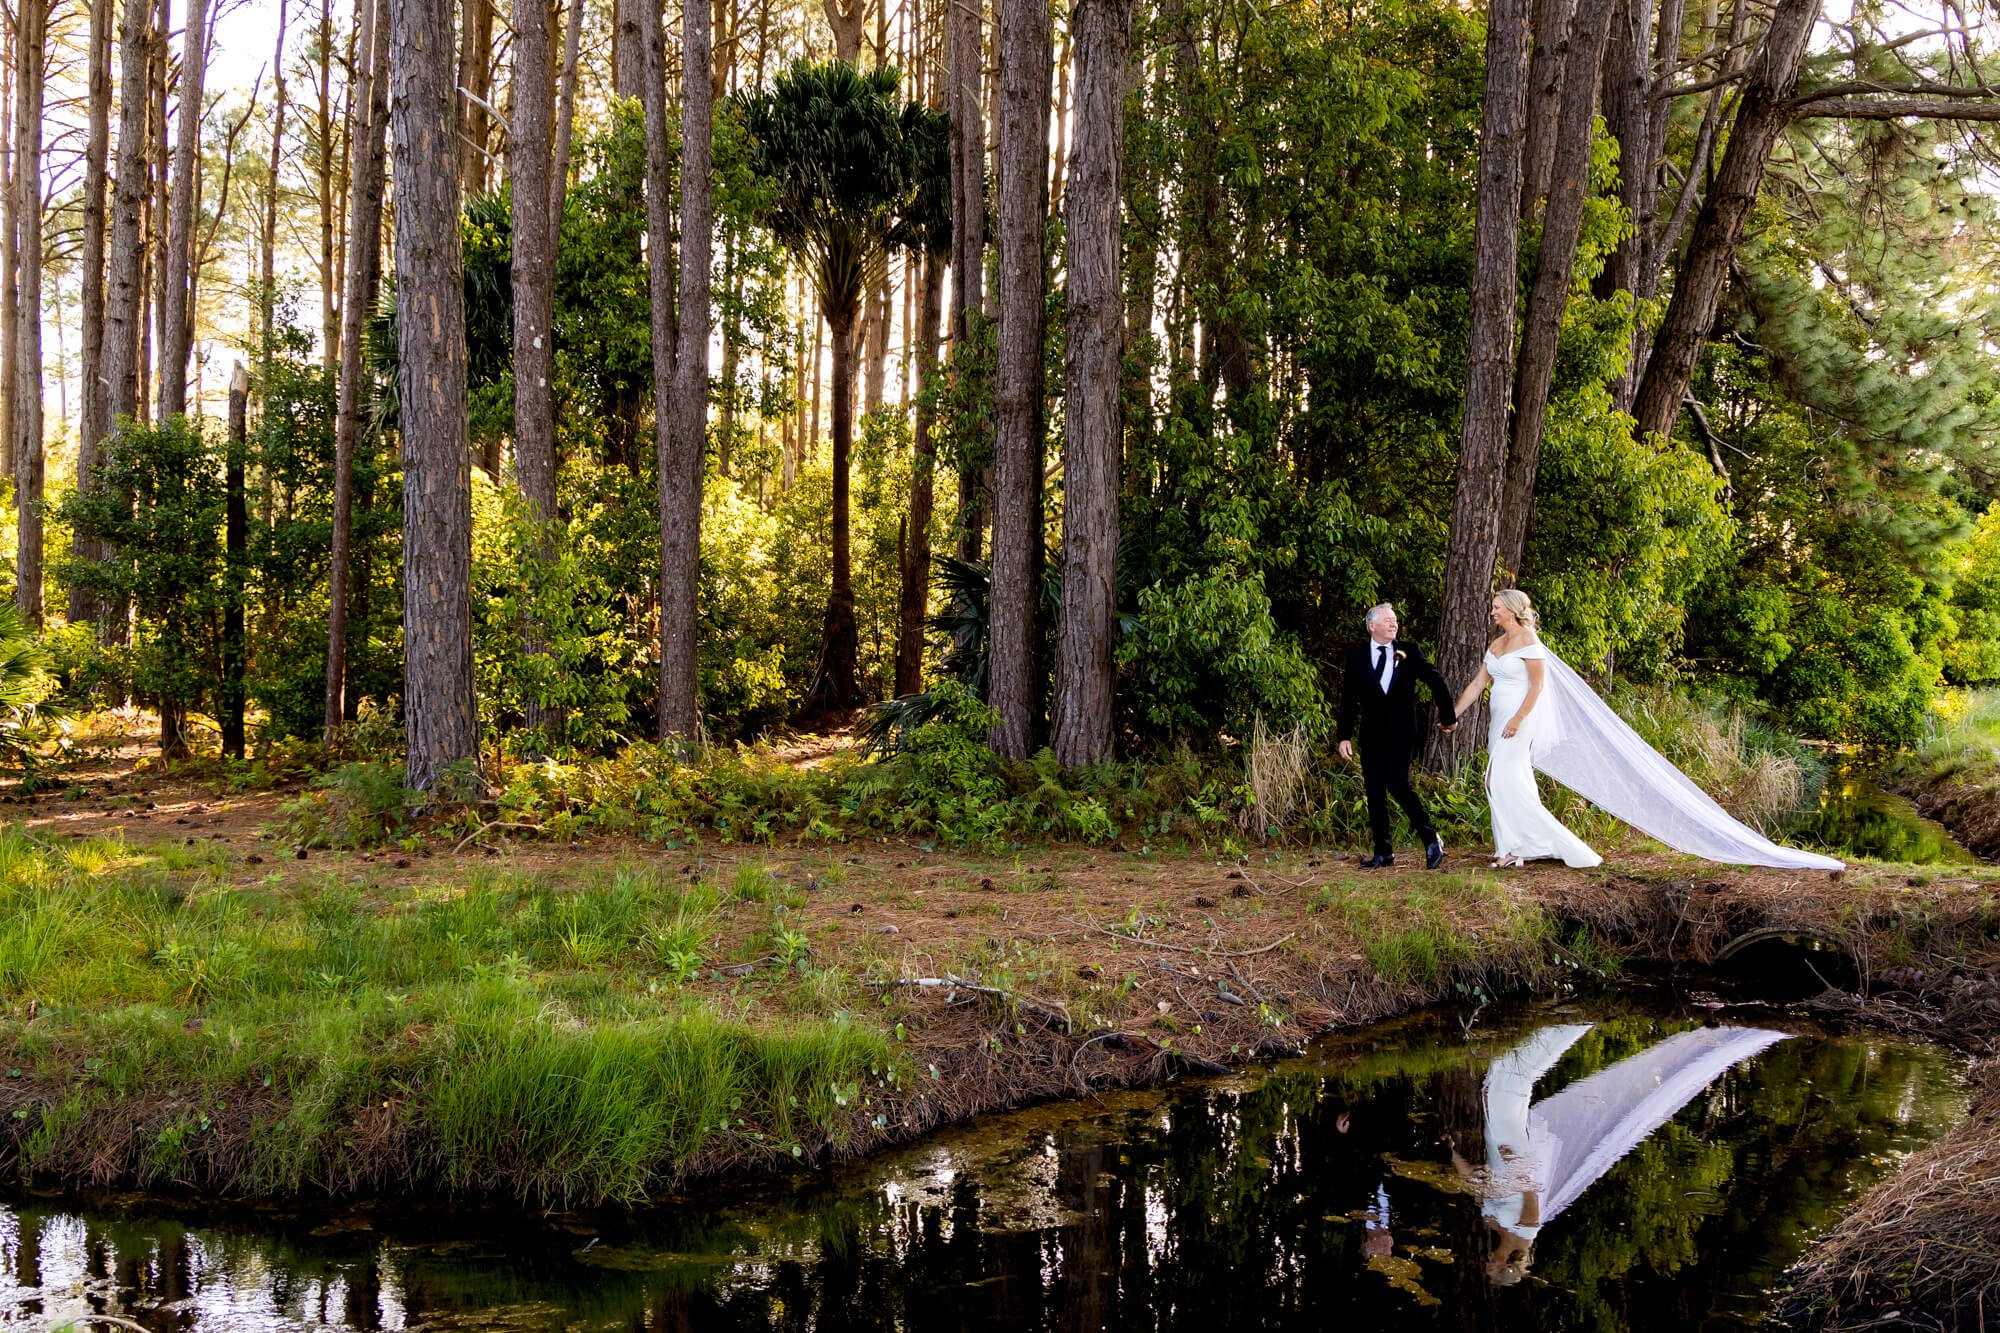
[1450,589,1844,872]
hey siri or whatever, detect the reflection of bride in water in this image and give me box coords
[1453,1023,1791,1285]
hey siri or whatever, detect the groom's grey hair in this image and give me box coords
[1364,603,1396,628]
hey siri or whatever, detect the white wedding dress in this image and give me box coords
[1486,644,1602,867]
[1483,637,1845,872]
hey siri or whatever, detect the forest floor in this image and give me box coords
[3,725,2000,1325]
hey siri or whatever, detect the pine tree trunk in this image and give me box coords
[1428,0,1531,770]
[512,0,557,522]
[1050,0,1129,769]
[988,0,1051,758]
[1122,48,1160,466]
[896,253,945,697]
[1,39,16,484]
[324,0,389,739]
[1519,0,1574,220]
[862,274,889,414]
[659,0,713,740]
[146,0,167,421]
[614,0,648,100]
[259,0,288,351]
[100,0,151,649]
[390,0,479,792]
[801,311,863,716]
[317,0,335,368]
[223,363,248,759]
[14,0,46,623]
[158,0,209,422]
[1630,0,1819,443]
[1495,0,1617,582]
[73,0,115,627]
[551,0,584,220]
[639,0,685,731]
[458,0,494,195]
[948,0,987,563]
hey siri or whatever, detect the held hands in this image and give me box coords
[1338,739,1354,762]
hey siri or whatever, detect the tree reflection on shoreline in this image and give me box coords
[0,1002,1964,1332]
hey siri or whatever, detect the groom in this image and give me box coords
[1336,603,1457,869]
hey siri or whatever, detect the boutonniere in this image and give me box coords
[1393,650,1408,665]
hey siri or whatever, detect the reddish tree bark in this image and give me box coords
[456,0,494,195]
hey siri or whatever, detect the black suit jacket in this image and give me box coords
[1336,638,1457,749]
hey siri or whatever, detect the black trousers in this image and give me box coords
[1360,734,1435,855]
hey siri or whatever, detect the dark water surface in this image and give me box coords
[1784,758,1976,866]
[0,996,1965,1332]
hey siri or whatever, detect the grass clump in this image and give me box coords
[1319,873,1553,990]
[0,832,898,1205]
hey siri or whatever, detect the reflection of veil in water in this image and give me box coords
[1481,1025,1791,1243]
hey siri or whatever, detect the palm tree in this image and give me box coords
[735,61,949,720]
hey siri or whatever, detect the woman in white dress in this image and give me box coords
[1451,590,1601,868]
[1446,588,1844,872]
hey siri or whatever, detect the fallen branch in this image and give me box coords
[452,820,549,854]
[1228,960,1266,1006]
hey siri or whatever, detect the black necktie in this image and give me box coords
[1376,646,1387,689]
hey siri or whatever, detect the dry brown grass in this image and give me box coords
[1241,715,1311,836]
[1785,1059,2000,1331]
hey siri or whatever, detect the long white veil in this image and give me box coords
[1530,647,1845,871]
[1531,1026,1790,1222]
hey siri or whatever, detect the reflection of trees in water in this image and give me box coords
[1,1015,1959,1332]
[1489,1025,1954,1333]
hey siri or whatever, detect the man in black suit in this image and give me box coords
[1336,603,1458,869]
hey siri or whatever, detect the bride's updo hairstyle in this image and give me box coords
[1496,588,1539,632]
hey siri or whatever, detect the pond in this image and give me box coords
[0,995,1966,1332]
[1784,757,1976,866]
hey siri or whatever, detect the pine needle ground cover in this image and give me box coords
[2,802,1998,1213]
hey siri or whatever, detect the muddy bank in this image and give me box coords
[4,842,1999,1328]
[1897,766,2000,862]
[1782,1057,2000,1331]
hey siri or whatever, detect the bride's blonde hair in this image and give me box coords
[1495,588,1539,631]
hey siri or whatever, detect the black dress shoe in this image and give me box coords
[1425,837,1445,871]
[1360,853,1395,869]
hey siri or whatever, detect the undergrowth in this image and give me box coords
[266,679,1828,860]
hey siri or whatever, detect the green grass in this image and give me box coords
[0,827,894,1204]
[1316,873,1554,989]
[1899,688,2000,783]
